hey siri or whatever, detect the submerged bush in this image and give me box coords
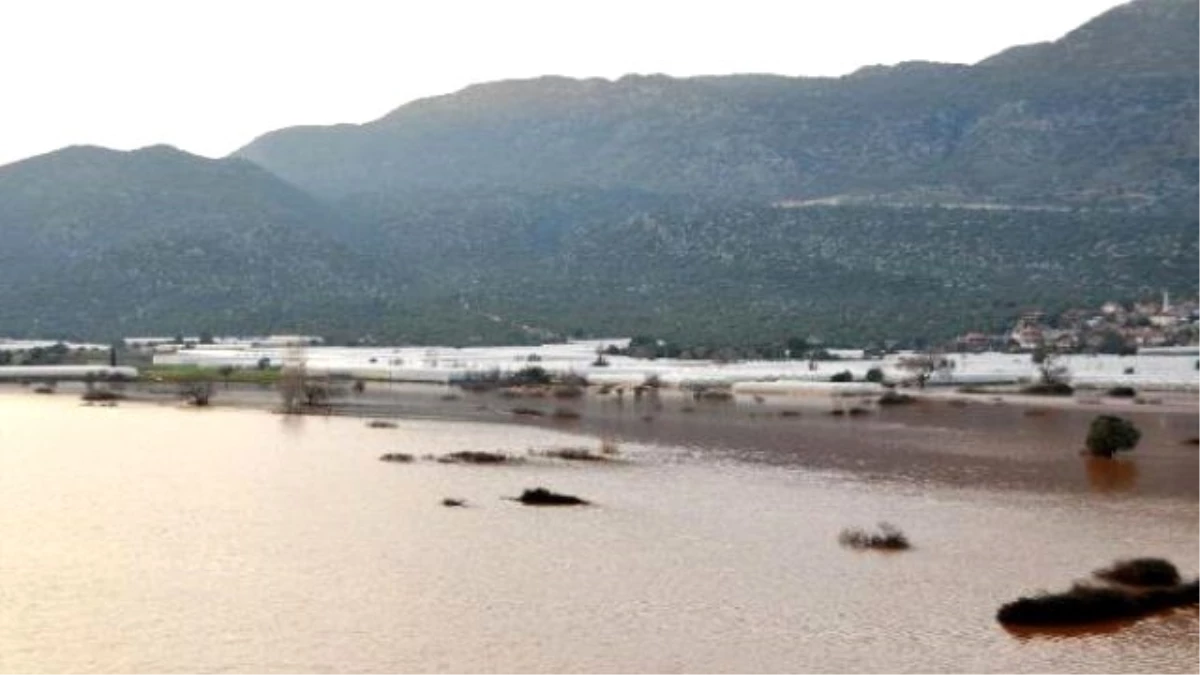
[511,407,546,417]
[865,367,884,383]
[539,447,608,462]
[508,487,589,506]
[839,522,911,550]
[81,389,125,402]
[997,580,1199,626]
[1085,415,1141,458]
[511,366,552,386]
[379,453,414,463]
[878,391,915,405]
[436,451,514,464]
[1094,558,1181,587]
[1106,386,1137,398]
[1021,382,1075,396]
[829,370,854,383]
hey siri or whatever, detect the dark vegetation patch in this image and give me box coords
[510,407,546,417]
[1085,415,1141,458]
[507,487,589,506]
[997,580,1198,627]
[551,407,581,420]
[1094,558,1181,587]
[379,453,414,463]
[441,498,467,507]
[1105,386,1138,398]
[878,391,916,405]
[997,557,1198,628]
[838,523,911,550]
[537,447,609,462]
[1020,382,1075,396]
[81,389,125,402]
[367,419,398,429]
[437,451,517,464]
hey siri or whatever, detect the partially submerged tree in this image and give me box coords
[1086,415,1141,458]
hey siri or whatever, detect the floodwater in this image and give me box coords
[0,391,1196,673]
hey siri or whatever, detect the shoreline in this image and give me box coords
[6,380,1197,501]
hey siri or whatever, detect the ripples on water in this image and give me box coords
[0,392,1196,673]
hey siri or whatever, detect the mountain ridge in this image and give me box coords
[0,0,1195,345]
[234,0,1198,209]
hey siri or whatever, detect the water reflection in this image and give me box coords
[1085,457,1139,493]
[1003,618,1136,641]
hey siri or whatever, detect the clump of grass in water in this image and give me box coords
[838,522,911,550]
[366,419,398,429]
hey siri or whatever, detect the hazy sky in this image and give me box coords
[0,0,1129,167]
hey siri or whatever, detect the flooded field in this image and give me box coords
[0,391,1196,672]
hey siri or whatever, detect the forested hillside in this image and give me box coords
[0,0,1195,346]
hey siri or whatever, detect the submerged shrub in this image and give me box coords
[1094,558,1181,587]
[1021,382,1075,396]
[997,580,1198,626]
[511,366,552,386]
[878,391,916,405]
[510,407,546,417]
[839,522,911,550]
[1106,386,1137,398]
[436,451,514,464]
[830,370,854,383]
[378,453,414,463]
[540,447,608,462]
[81,389,125,402]
[508,487,589,506]
[1085,415,1141,458]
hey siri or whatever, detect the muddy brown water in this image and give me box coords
[0,389,1196,672]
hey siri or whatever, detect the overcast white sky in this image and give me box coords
[0,0,1128,167]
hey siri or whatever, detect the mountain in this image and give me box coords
[342,190,1198,346]
[236,0,1198,210]
[0,146,395,340]
[1,0,1196,347]
[976,0,1197,74]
